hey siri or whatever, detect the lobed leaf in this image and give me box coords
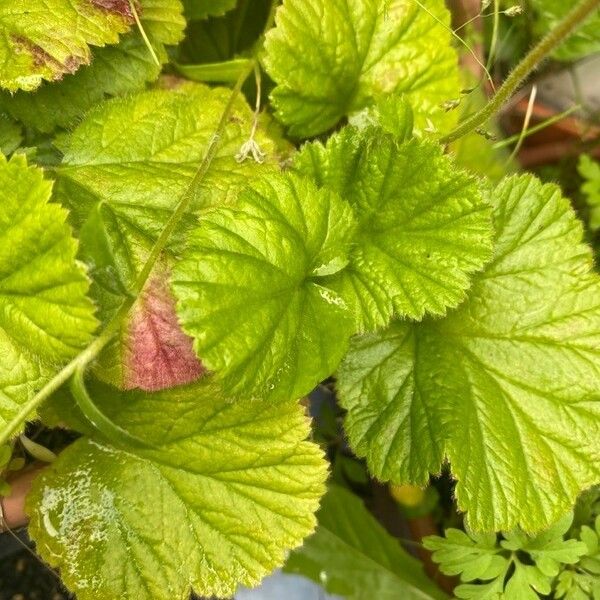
[0,0,186,133]
[296,127,494,330]
[0,154,97,436]
[172,171,357,400]
[0,0,137,92]
[263,0,461,137]
[337,174,600,532]
[28,380,327,599]
[54,83,284,391]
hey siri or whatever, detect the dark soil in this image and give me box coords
[0,530,210,600]
[0,531,73,600]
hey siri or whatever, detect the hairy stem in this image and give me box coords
[0,4,279,447]
[440,0,600,145]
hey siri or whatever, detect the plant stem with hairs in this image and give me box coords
[440,0,600,144]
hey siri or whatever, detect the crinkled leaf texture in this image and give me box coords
[263,0,461,137]
[296,127,493,331]
[28,380,327,600]
[286,485,446,599]
[54,83,283,391]
[0,0,185,133]
[172,171,356,400]
[0,154,96,435]
[337,174,600,533]
[0,0,137,92]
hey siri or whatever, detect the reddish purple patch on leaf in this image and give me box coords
[124,272,204,391]
[90,0,135,19]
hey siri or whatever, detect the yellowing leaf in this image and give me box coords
[0,0,137,91]
[28,380,327,599]
[0,154,96,436]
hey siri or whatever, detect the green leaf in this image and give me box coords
[53,83,284,391]
[286,485,446,599]
[0,0,136,92]
[0,0,185,133]
[263,0,461,137]
[0,114,22,155]
[175,57,253,83]
[424,529,506,581]
[579,155,600,232]
[0,154,97,436]
[529,0,600,61]
[172,171,356,400]
[349,95,415,140]
[176,0,271,72]
[182,0,236,20]
[501,514,587,577]
[296,127,493,330]
[28,379,327,599]
[426,515,587,599]
[337,174,600,532]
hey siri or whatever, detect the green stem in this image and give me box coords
[0,3,279,447]
[440,0,600,145]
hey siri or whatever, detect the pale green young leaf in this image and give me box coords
[172,172,356,400]
[0,154,97,436]
[28,380,327,600]
[0,0,137,92]
[501,514,587,577]
[424,529,503,579]
[337,174,600,532]
[285,485,446,600]
[555,515,600,598]
[0,0,185,133]
[296,127,493,331]
[263,0,461,137]
[53,84,284,390]
[426,515,586,599]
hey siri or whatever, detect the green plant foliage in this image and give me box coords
[172,171,357,400]
[286,485,446,599]
[0,154,97,434]
[53,83,282,389]
[337,175,600,532]
[556,515,600,599]
[0,0,186,133]
[263,0,461,137]
[529,0,600,61]
[182,0,237,19]
[295,127,493,330]
[0,114,22,155]
[1,0,600,597]
[579,154,600,232]
[28,379,327,599]
[0,0,138,92]
[425,514,588,599]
